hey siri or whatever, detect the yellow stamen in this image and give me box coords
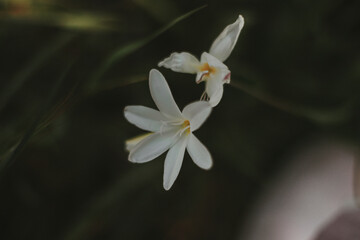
[182,120,191,135]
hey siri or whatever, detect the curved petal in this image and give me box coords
[124,105,166,132]
[158,52,200,74]
[205,73,224,106]
[149,69,183,119]
[200,52,228,69]
[209,15,244,62]
[208,84,224,107]
[182,101,212,132]
[206,76,222,96]
[187,134,212,170]
[163,135,188,190]
[204,66,230,107]
[129,128,179,163]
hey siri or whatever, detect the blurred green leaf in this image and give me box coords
[88,74,147,95]
[63,164,161,240]
[0,60,75,176]
[88,5,207,91]
[0,33,74,112]
[133,0,180,23]
[231,78,353,125]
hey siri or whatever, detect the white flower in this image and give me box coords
[124,69,213,190]
[158,15,244,107]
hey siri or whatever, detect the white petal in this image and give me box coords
[195,71,204,83]
[206,75,222,97]
[129,128,179,163]
[158,52,200,74]
[124,105,166,132]
[182,101,212,132]
[209,15,244,62]
[125,133,152,152]
[163,135,188,190]
[204,67,230,107]
[149,69,183,119]
[195,53,229,84]
[208,84,224,107]
[200,52,228,69]
[206,71,228,107]
[187,134,212,170]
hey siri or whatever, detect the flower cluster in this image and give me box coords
[124,15,244,190]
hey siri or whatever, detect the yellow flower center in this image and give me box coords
[182,120,191,135]
[200,62,217,79]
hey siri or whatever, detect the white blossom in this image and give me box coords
[124,69,213,190]
[158,15,244,106]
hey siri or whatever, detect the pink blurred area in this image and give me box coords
[240,140,357,240]
[314,209,360,240]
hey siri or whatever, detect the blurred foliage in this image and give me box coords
[0,0,359,239]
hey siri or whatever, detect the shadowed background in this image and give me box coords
[0,0,359,239]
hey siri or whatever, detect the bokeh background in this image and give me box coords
[0,0,360,239]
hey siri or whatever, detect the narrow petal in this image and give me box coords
[187,134,212,170]
[209,15,244,62]
[149,69,183,119]
[163,135,188,190]
[182,101,212,132]
[129,128,179,163]
[125,133,152,152]
[158,52,200,74]
[208,84,224,107]
[206,75,222,97]
[124,105,166,132]
[204,67,230,107]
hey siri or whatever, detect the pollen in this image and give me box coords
[182,120,191,135]
[183,120,190,127]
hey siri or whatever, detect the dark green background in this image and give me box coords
[0,0,359,239]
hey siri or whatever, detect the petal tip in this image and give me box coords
[128,155,135,162]
[128,151,140,163]
[203,161,213,170]
[156,52,200,74]
[149,68,164,92]
[208,14,245,62]
[123,105,130,114]
[149,68,160,76]
[123,106,131,121]
[163,179,173,190]
[209,101,219,107]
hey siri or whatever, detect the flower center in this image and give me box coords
[160,119,191,136]
[200,62,217,77]
[196,62,217,83]
[181,120,191,135]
